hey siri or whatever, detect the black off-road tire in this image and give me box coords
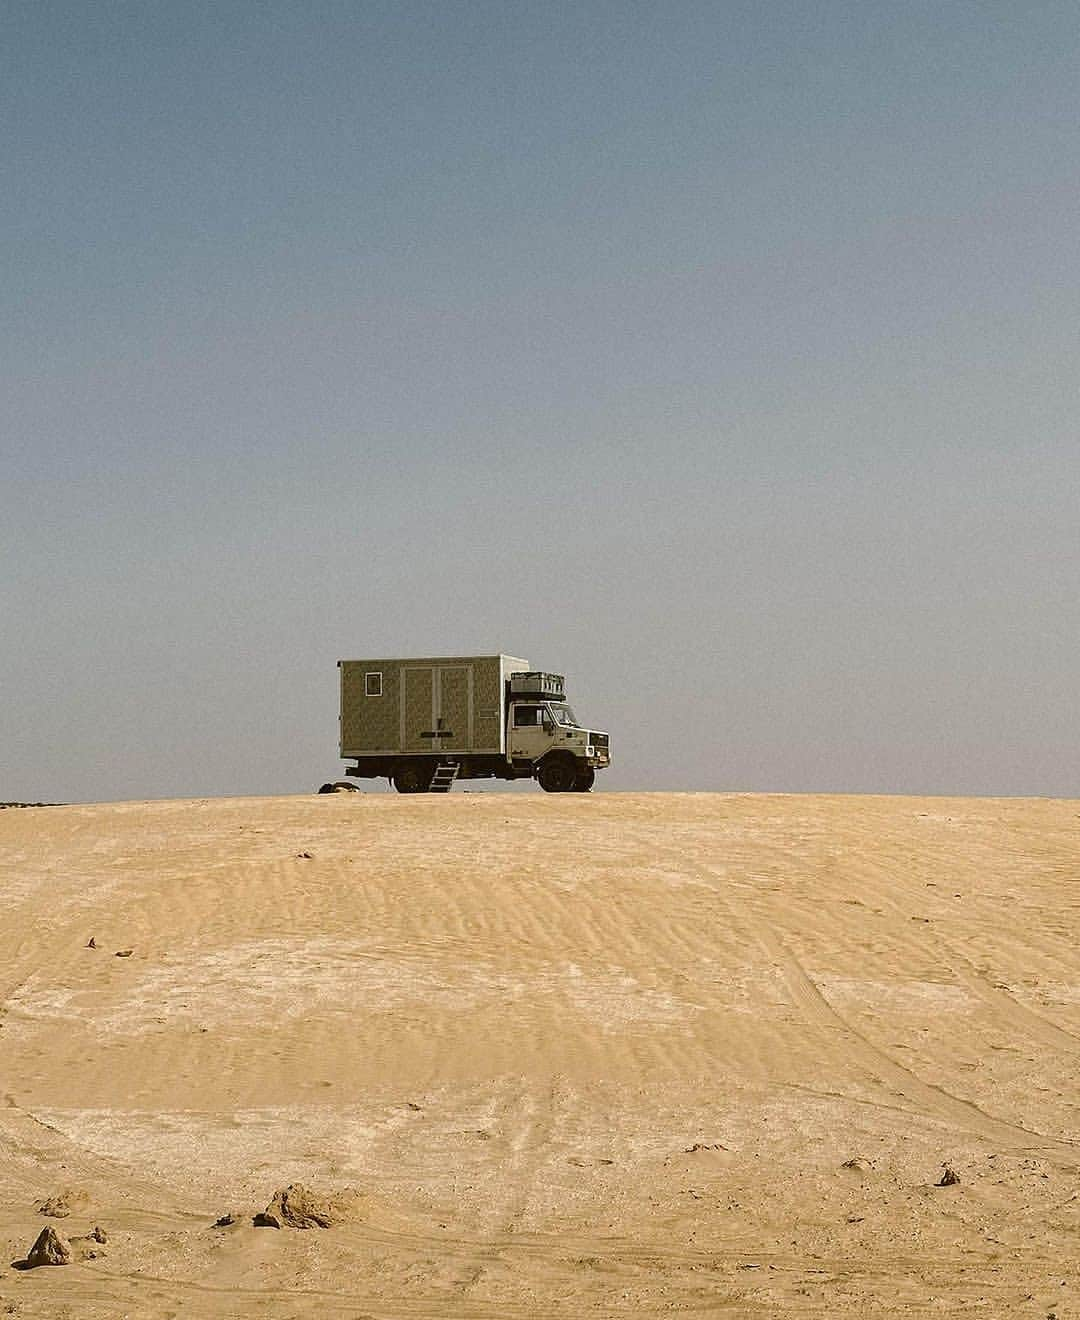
[393,763,431,794]
[572,766,596,793]
[538,756,577,793]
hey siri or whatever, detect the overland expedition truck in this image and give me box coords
[332,654,611,793]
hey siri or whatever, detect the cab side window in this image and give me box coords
[514,705,540,727]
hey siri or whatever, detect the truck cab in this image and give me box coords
[507,672,610,793]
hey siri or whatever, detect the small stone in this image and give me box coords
[213,1213,236,1228]
[86,937,97,949]
[26,1226,72,1267]
[115,949,134,958]
[937,1164,961,1186]
[296,852,313,859]
[87,1226,107,1244]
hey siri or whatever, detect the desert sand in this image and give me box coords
[1,791,1077,1318]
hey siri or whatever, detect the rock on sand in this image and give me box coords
[38,1189,88,1218]
[25,1226,72,1267]
[253,1183,361,1229]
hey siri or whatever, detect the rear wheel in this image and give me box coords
[538,756,577,793]
[572,766,595,793]
[393,762,430,794]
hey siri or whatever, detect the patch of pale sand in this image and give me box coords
[812,975,976,1015]
[25,1082,949,1218]
[696,963,792,1015]
[1009,978,1080,1007]
[6,939,701,1034]
[30,1106,399,1201]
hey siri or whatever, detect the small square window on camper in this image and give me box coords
[365,671,383,697]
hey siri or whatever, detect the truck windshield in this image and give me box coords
[548,704,578,727]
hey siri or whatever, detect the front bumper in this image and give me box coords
[585,732,611,767]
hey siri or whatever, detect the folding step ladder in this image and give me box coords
[429,761,460,793]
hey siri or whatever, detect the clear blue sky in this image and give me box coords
[3,1,1078,800]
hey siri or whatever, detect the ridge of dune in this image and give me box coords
[1,791,1077,1317]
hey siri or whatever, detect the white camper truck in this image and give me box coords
[329,654,610,793]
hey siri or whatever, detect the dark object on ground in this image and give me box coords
[115,949,133,958]
[937,1164,961,1186]
[24,1226,72,1267]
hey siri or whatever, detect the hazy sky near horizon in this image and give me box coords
[3,1,1079,801]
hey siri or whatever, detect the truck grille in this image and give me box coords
[591,732,609,751]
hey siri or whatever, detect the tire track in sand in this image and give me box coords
[639,840,1080,1163]
[453,1074,563,1299]
[839,844,1080,1056]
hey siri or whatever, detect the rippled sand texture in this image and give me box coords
[1,792,1078,1317]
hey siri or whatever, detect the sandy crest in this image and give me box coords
[0,791,1077,1317]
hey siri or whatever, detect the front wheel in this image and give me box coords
[393,763,430,794]
[538,757,577,793]
[572,766,595,793]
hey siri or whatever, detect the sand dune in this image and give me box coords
[1,792,1077,1317]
